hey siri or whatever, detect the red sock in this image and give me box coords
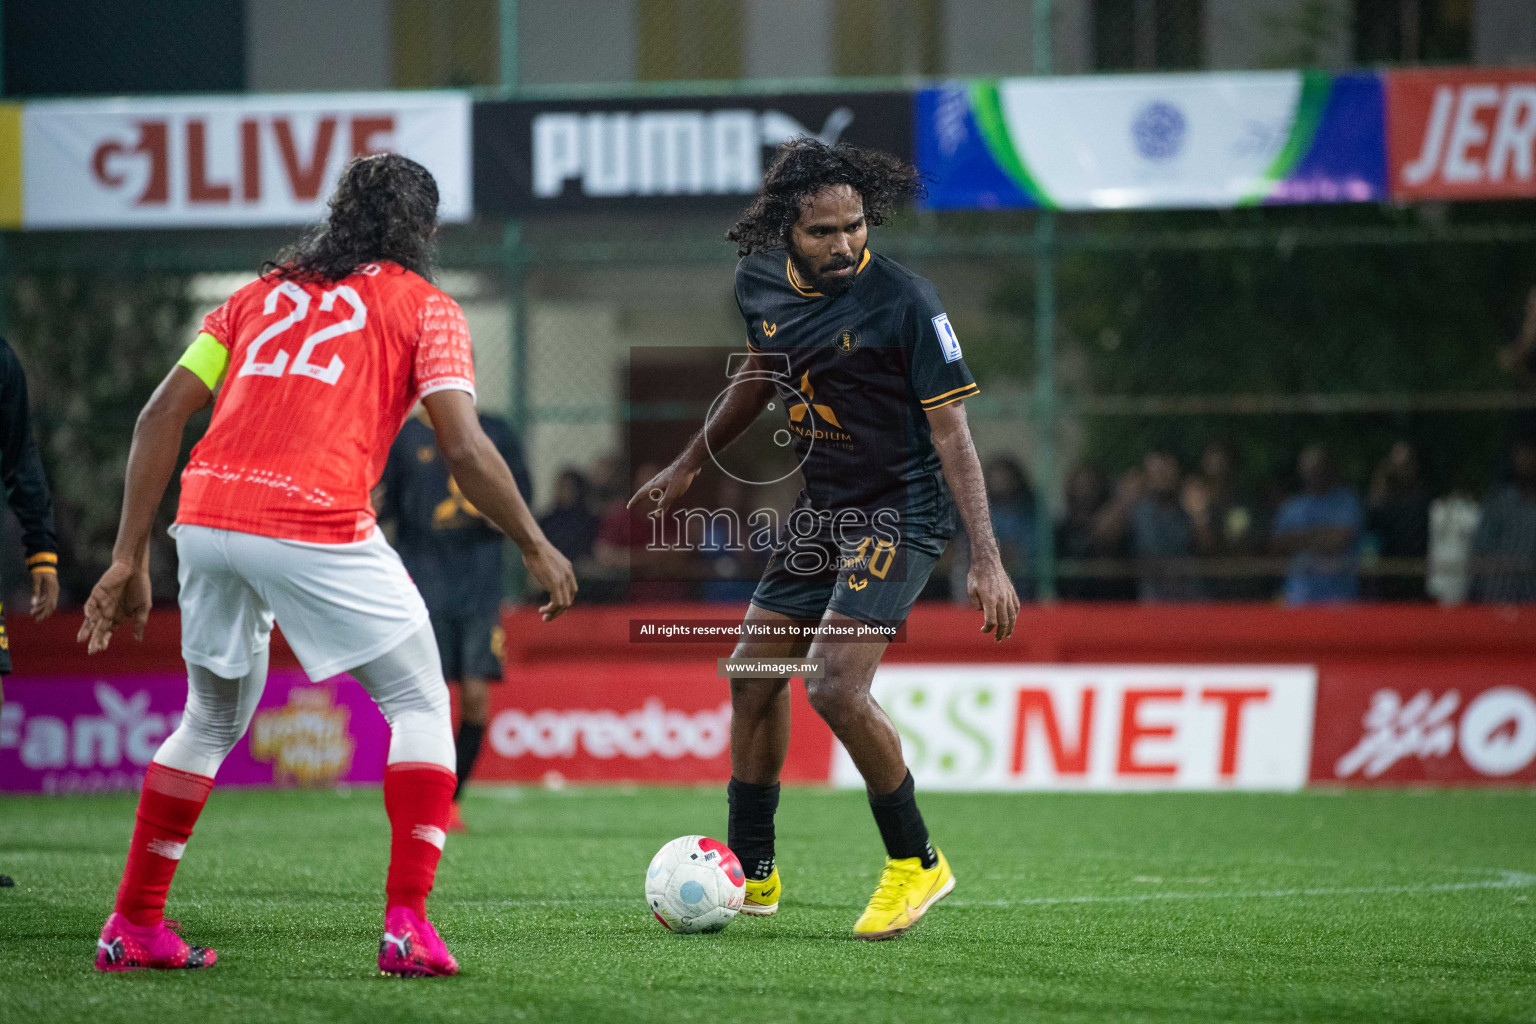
[383,762,456,918]
[115,762,214,927]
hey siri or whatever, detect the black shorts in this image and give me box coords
[428,610,503,683]
[748,520,948,630]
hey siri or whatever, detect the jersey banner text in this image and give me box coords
[831,665,1318,791]
[20,92,471,229]
[1387,67,1536,202]
[917,72,1386,211]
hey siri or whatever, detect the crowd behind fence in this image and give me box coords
[6,209,1536,610]
[522,429,1536,608]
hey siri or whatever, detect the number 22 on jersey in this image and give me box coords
[238,281,369,386]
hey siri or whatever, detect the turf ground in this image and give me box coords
[1,786,1533,1024]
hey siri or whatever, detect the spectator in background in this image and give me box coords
[699,477,759,604]
[1128,449,1212,602]
[377,408,532,830]
[0,335,59,890]
[1366,441,1430,601]
[952,457,1035,602]
[538,468,601,569]
[1272,445,1363,605]
[1470,437,1536,604]
[1056,465,1135,601]
[597,462,690,602]
[1190,440,1262,598]
[587,452,626,516]
[1427,485,1481,606]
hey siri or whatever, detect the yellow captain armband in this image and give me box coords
[178,332,231,391]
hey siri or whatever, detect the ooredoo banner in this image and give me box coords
[831,665,1318,790]
[0,671,389,793]
[1387,67,1536,201]
[20,92,471,229]
[918,72,1386,210]
[475,662,834,784]
[1311,662,1536,785]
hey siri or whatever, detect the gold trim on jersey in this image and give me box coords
[919,382,980,410]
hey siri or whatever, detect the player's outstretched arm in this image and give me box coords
[628,354,777,512]
[927,401,1020,642]
[421,389,576,621]
[79,366,213,653]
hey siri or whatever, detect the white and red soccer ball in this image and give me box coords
[645,835,746,933]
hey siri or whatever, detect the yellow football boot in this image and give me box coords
[852,848,955,940]
[741,866,781,917]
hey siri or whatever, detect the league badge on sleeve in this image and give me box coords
[932,314,962,363]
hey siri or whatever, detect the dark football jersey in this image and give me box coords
[377,413,531,616]
[734,248,978,528]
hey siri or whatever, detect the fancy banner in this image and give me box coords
[0,671,390,793]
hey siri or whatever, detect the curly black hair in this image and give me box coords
[265,153,440,283]
[726,138,925,257]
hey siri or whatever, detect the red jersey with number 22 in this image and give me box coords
[177,262,475,544]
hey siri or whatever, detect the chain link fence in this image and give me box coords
[4,0,1534,611]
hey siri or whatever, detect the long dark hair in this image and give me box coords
[265,153,440,283]
[727,138,925,258]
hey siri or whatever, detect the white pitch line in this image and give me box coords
[450,870,1536,910]
[17,874,1526,912]
[943,871,1536,909]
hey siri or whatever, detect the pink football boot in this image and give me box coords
[94,912,217,972]
[378,906,459,977]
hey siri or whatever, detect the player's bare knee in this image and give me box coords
[804,673,862,729]
[730,677,788,718]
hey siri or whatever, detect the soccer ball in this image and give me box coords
[644,835,746,933]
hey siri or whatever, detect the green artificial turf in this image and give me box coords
[1,786,1533,1023]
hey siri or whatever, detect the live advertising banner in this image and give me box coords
[0,672,389,793]
[1387,67,1536,202]
[917,72,1386,211]
[18,92,471,229]
[473,91,912,215]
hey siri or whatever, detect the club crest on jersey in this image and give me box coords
[833,327,861,354]
[932,314,962,363]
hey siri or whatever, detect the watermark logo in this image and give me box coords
[703,353,817,487]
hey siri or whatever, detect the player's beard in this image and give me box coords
[790,246,862,297]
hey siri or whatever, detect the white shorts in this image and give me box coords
[173,524,430,682]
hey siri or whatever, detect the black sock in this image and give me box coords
[454,722,485,801]
[868,771,936,868]
[727,778,780,881]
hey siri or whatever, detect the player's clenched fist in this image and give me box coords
[523,540,577,622]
